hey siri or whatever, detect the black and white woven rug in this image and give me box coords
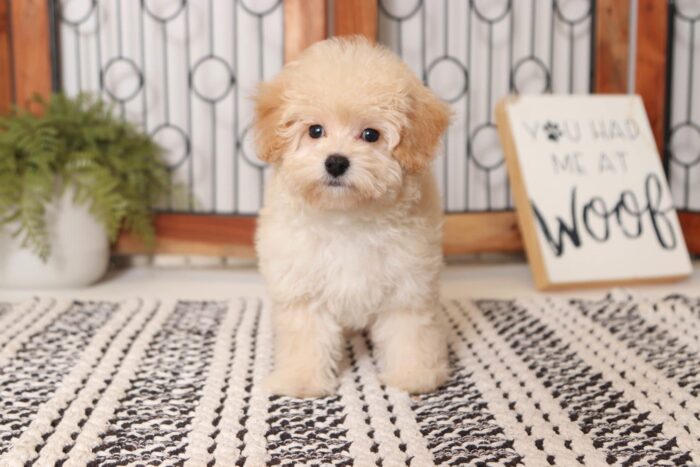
[0,292,698,466]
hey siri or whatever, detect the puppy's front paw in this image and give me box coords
[263,370,336,398]
[380,365,448,394]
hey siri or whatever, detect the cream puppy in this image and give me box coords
[254,37,451,398]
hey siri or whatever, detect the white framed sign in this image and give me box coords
[496,95,692,290]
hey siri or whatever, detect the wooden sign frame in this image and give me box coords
[496,95,691,290]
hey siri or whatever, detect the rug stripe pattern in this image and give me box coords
[0,293,697,466]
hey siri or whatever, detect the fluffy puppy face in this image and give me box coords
[254,37,450,210]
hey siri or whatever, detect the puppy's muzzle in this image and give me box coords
[325,154,350,178]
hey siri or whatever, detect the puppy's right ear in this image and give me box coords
[253,79,287,164]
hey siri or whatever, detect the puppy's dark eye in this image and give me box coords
[361,128,380,143]
[309,124,324,139]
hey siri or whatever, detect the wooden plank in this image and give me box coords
[117,212,523,257]
[443,212,522,255]
[0,0,12,114]
[284,0,327,63]
[334,0,377,41]
[9,0,52,113]
[116,214,258,258]
[679,212,700,255]
[635,0,668,152]
[594,0,630,93]
[636,3,698,255]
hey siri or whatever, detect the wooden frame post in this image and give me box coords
[597,0,697,255]
[594,0,630,94]
[678,213,700,253]
[594,0,671,157]
[0,0,13,114]
[335,0,377,40]
[634,0,668,152]
[8,0,52,113]
[284,0,327,62]
[2,0,53,114]
[635,1,700,255]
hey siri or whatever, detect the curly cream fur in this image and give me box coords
[254,37,451,398]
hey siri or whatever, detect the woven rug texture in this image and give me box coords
[0,293,698,466]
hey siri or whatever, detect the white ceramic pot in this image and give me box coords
[0,187,110,288]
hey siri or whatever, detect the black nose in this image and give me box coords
[325,154,350,177]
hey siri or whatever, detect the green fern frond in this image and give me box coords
[0,93,174,260]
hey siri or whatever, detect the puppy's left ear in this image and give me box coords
[253,79,287,164]
[393,79,451,173]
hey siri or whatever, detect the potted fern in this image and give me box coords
[0,94,168,288]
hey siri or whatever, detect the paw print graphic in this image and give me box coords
[544,121,562,142]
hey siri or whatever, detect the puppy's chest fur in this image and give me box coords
[258,208,441,329]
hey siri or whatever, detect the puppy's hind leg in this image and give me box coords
[264,302,342,398]
[372,307,449,394]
